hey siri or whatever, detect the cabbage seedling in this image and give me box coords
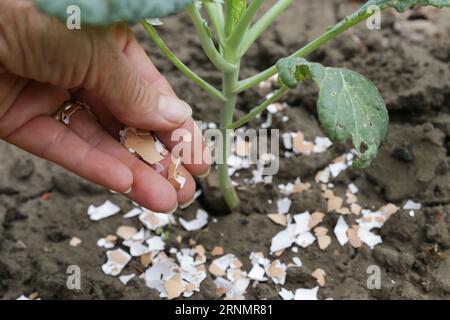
[35,0,450,210]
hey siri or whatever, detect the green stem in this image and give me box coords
[226,0,265,49]
[186,3,236,72]
[204,1,226,49]
[216,21,243,210]
[142,21,227,103]
[219,66,241,210]
[238,0,293,57]
[234,9,374,93]
[228,87,288,130]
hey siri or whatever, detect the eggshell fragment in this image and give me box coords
[311,268,326,287]
[123,127,164,165]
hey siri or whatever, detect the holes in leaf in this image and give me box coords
[360,142,369,154]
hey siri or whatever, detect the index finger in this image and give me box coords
[117,25,212,177]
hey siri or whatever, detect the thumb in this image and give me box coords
[84,28,192,131]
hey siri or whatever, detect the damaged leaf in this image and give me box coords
[277,57,388,168]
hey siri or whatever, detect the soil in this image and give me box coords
[1,0,450,300]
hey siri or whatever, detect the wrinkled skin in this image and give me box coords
[0,0,210,213]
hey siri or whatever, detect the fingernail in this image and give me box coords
[180,194,196,209]
[196,167,211,179]
[164,202,179,215]
[159,96,192,124]
[123,187,132,194]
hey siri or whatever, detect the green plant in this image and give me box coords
[35,0,450,211]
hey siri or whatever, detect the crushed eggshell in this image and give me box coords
[314,227,331,250]
[266,260,287,285]
[357,226,382,249]
[102,248,132,276]
[293,181,311,193]
[348,225,362,248]
[334,216,349,246]
[292,256,302,267]
[293,132,314,155]
[346,191,358,204]
[267,213,288,226]
[209,254,236,277]
[327,196,343,213]
[211,246,224,256]
[311,268,326,287]
[336,207,351,215]
[294,212,311,235]
[69,237,82,247]
[279,288,295,300]
[313,137,332,153]
[282,133,293,150]
[97,236,117,249]
[294,287,319,300]
[348,183,359,194]
[315,168,331,183]
[248,264,267,282]
[350,203,362,215]
[309,212,325,229]
[119,273,136,285]
[165,274,185,300]
[277,198,292,215]
[122,127,165,165]
[379,203,399,217]
[179,209,209,231]
[123,207,143,219]
[116,226,138,240]
[140,253,153,267]
[88,200,120,221]
[146,236,166,252]
[329,162,347,178]
[295,232,316,248]
[403,200,421,211]
[168,158,186,191]
[139,210,172,230]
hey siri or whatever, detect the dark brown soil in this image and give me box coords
[1,0,450,300]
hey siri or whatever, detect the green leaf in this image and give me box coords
[225,0,247,35]
[230,0,247,25]
[34,0,194,26]
[277,58,389,168]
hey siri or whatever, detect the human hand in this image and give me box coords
[0,0,211,213]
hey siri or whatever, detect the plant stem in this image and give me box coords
[228,86,288,130]
[226,0,265,49]
[234,9,374,93]
[204,1,226,49]
[186,3,236,73]
[238,0,293,57]
[142,21,227,103]
[218,54,241,210]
